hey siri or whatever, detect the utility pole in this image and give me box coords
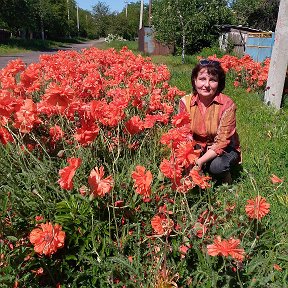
[148,0,152,26]
[139,0,144,30]
[77,5,80,34]
[125,1,128,18]
[264,0,288,109]
[67,0,71,38]
[67,0,70,22]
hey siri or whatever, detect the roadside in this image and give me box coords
[0,38,106,69]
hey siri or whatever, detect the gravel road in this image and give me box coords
[0,38,105,69]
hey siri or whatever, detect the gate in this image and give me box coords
[245,32,274,62]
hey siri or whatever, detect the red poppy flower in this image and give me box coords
[124,116,144,135]
[151,214,174,236]
[58,158,82,190]
[14,99,41,133]
[74,123,99,146]
[131,165,153,199]
[245,196,270,220]
[88,166,113,197]
[207,236,245,261]
[171,111,190,128]
[189,169,211,189]
[0,127,14,145]
[42,83,75,111]
[29,222,66,256]
[49,125,64,141]
[160,126,191,149]
[179,244,191,259]
[273,264,282,271]
[175,141,201,168]
[193,222,207,238]
[160,158,182,182]
[270,174,283,184]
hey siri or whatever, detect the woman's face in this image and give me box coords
[194,68,219,100]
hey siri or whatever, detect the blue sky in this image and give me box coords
[76,0,149,13]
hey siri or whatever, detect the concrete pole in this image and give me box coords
[148,0,152,26]
[77,5,80,34]
[264,0,288,109]
[139,0,144,30]
[67,0,70,22]
[67,0,71,38]
[125,1,128,18]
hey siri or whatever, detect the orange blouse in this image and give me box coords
[179,93,240,156]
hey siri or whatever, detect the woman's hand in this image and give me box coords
[195,149,217,170]
[194,159,203,170]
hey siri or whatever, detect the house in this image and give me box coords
[218,24,274,62]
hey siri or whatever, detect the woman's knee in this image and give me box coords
[208,157,229,175]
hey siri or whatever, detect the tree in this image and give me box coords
[152,0,233,58]
[92,1,111,37]
[231,0,280,31]
[108,2,149,40]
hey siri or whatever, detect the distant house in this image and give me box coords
[218,24,274,62]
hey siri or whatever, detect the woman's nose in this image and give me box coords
[204,80,210,86]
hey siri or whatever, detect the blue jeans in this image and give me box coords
[205,146,239,177]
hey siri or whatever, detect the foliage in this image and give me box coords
[151,0,233,55]
[230,0,280,31]
[107,2,149,41]
[0,0,96,40]
[0,45,287,287]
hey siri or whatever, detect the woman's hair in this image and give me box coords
[191,60,226,93]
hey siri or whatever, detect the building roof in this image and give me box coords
[216,24,268,33]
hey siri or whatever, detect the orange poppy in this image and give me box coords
[193,222,207,238]
[58,158,82,190]
[0,127,14,145]
[29,222,65,256]
[160,158,182,182]
[131,165,152,199]
[124,116,144,135]
[175,141,201,168]
[189,169,211,189]
[270,174,283,184]
[49,125,64,141]
[207,236,245,261]
[171,111,190,128]
[151,214,174,236]
[88,166,113,197]
[245,196,270,220]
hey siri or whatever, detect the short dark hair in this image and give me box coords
[191,60,226,94]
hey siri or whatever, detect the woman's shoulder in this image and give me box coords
[180,93,196,104]
[218,93,236,107]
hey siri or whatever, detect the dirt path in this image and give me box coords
[0,38,105,69]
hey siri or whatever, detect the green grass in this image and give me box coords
[0,38,89,55]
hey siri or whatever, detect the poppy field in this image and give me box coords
[0,45,287,287]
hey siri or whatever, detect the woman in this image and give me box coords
[179,59,241,184]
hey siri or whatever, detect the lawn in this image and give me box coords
[0,40,287,287]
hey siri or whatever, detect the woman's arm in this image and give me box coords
[195,148,217,169]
